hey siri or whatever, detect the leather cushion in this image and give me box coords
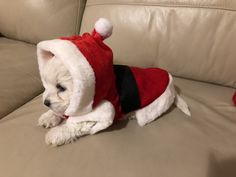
[0,38,43,118]
[81,0,236,88]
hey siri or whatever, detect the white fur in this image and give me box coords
[38,57,98,146]
[38,110,62,128]
[45,100,114,146]
[37,39,95,116]
[45,121,96,146]
[39,56,115,146]
[41,58,73,115]
[94,18,113,39]
[67,100,115,135]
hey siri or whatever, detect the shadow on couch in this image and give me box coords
[208,152,236,177]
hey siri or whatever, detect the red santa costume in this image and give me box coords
[37,18,187,127]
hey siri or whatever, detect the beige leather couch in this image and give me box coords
[0,0,236,177]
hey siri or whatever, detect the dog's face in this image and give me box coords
[41,58,73,114]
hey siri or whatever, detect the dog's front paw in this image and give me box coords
[45,124,76,146]
[45,122,96,146]
[38,111,62,128]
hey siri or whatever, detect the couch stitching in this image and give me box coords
[85,2,236,12]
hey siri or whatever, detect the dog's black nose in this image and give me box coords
[44,99,51,107]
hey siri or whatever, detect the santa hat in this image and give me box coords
[37,18,121,117]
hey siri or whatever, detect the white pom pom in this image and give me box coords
[94,18,113,39]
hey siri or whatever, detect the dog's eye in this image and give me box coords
[56,84,66,92]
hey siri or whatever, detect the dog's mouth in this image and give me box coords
[48,103,68,116]
[62,115,69,120]
[48,108,69,120]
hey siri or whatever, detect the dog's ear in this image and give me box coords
[37,45,56,73]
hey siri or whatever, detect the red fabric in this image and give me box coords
[60,31,170,120]
[61,32,122,120]
[130,67,169,107]
[233,92,236,106]
[62,115,69,120]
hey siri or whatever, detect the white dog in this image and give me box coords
[38,58,97,145]
[37,18,190,146]
[38,57,190,146]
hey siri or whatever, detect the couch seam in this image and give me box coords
[0,91,43,121]
[85,2,236,12]
[75,0,80,35]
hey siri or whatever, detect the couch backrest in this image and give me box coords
[0,0,86,44]
[80,0,236,88]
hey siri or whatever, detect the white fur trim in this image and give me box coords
[135,74,176,126]
[94,18,113,39]
[37,39,95,116]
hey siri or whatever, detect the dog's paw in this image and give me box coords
[45,122,96,146]
[38,111,62,128]
[45,124,76,146]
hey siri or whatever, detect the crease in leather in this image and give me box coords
[186,94,233,121]
[86,2,236,12]
[75,0,86,34]
[0,92,43,122]
[78,1,88,34]
[75,0,80,34]
[172,75,235,90]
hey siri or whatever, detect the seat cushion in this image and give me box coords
[0,38,43,118]
[0,77,235,177]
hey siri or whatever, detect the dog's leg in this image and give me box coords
[45,100,115,146]
[45,121,96,146]
[38,110,62,128]
[68,100,115,135]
